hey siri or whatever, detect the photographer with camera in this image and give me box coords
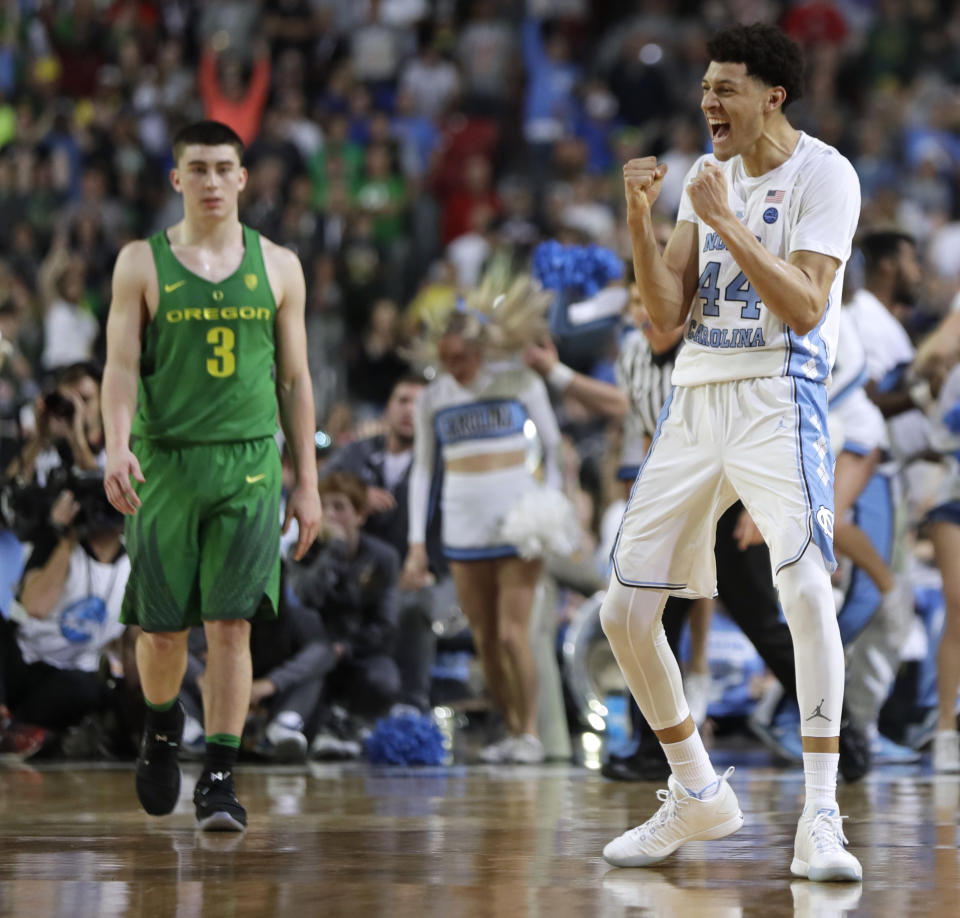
[0,466,129,755]
[7,361,105,487]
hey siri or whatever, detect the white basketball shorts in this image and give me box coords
[612,376,836,598]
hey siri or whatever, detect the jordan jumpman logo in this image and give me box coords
[806,698,831,722]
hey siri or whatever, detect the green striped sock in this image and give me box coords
[205,733,241,749]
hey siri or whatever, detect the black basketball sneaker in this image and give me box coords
[135,701,185,816]
[194,770,248,832]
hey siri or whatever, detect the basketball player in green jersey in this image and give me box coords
[102,121,322,831]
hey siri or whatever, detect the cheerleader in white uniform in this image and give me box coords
[403,277,563,764]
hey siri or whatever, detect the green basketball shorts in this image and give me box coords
[121,437,282,632]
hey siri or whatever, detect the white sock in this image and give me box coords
[803,751,839,812]
[663,730,717,797]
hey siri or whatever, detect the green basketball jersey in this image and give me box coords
[132,225,279,444]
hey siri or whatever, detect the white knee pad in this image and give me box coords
[599,578,689,731]
[776,547,846,738]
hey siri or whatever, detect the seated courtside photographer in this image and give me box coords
[285,471,401,758]
[0,467,130,753]
[7,361,105,486]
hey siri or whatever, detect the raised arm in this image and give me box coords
[19,498,79,619]
[525,337,627,419]
[624,157,701,331]
[689,163,839,334]
[102,241,150,515]
[685,157,858,336]
[37,236,72,309]
[718,223,839,335]
[271,242,322,561]
[198,44,222,112]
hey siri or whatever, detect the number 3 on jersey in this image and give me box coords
[206,326,236,377]
[698,262,762,320]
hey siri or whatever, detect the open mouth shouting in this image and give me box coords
[708,119,731,145]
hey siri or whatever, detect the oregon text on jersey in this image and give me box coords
[165,306,272,323]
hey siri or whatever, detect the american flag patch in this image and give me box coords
[765,189,785,203]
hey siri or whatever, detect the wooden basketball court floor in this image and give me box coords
[1,756,957,918]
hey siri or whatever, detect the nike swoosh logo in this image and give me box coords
[164,280,186,293]
[246,474,266,484]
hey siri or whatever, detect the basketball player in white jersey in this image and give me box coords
[600,24,862,881]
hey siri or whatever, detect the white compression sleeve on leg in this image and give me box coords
[599,577,690,731]
[776,545,846,738]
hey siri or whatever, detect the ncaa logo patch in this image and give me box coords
[816,505,835,540]
[763,207,779,224]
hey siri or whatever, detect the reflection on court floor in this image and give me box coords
[0,761,957,917]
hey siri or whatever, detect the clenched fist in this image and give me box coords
[623,157,668,219]
[686,161,731,227]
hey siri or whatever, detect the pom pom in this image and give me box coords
[532,241,624,299]
[364,713,447,765]
[500,487,580,560]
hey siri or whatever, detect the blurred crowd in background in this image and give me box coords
[1,0,960,764]
[2,0,960,429]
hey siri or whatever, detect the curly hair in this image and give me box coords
[707,24,805,109]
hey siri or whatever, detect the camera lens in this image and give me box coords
[44,391,75,422]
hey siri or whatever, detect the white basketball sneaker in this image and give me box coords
[479,735,515,763]
[791,807,862,882]
[264,716,308,763]
[932,730,960,774]
[603,766,743,867]
[508,734,545,764]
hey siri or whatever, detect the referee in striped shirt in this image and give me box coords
[614,293,684,491]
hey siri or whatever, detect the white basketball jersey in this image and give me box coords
[672,132,861,387]
[845,288,915,383]
[846,287,932,459]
